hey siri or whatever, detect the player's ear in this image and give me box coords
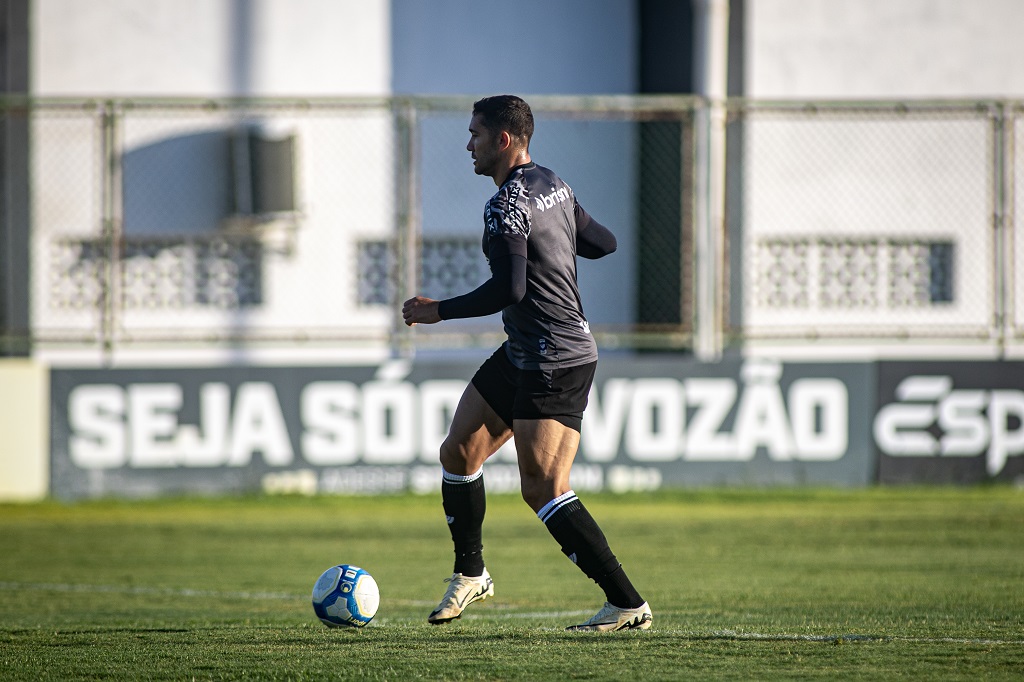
[499,130,512,150]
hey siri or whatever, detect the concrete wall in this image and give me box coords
[0,360,48,501]
[28,0,643,351]
[737,0,1022,356]
[33,0,390,96]
[30,1,394,363]
[391,0,640,327]
[390,0,636,96]
[747,0,1024,98]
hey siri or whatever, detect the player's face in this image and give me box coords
[467,114,501,177]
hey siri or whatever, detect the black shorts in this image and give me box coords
[470,346,597,433]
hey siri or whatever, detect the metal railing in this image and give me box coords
[725,99,1021,350]
[1,95,1021,359]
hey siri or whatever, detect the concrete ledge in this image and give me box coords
[0,360,48,501]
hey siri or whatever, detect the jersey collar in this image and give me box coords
[500,162,536,187]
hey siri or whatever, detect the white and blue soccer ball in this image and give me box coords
[311,564,380,628]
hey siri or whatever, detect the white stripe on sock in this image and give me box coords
[537,490,578,524]
[442,468,483,484]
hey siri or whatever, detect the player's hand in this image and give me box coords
[402,296,442,326]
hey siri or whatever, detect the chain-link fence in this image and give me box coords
[3,96,1022,357]
[727,100,1016,344]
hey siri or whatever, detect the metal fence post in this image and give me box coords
[693,99,727,360]
[994,102,1016,354]
[99,100,123,362]
[0,95,32,356]
[393,99,420,359]
[693,0,729,360]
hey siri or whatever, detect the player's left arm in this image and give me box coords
[574,202,617,259]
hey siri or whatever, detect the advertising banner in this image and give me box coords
[50,356,876,499]
[875,361,1024,484]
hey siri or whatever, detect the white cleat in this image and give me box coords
[427,569,494,624]
[565,601,653,632]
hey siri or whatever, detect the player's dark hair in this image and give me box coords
[473,95,534,145]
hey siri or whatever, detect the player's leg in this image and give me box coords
[439,380,511,577]
[514,417,577,511]
[429,350,514,624]
[513,362,651,632]
[514,417,642,600]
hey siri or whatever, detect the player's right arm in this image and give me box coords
[403,235,528,325]
[436,250,527,320]
[412,180,531,324]
[402,295,443,326]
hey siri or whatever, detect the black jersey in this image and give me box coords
[483,163,597,370]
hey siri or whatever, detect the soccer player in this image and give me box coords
[402,95,652,632]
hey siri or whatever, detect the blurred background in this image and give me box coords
[3,0,1024,500]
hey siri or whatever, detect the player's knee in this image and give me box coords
[519,482,535,507]
[519,475,552,513]
[520,486,542,512]
[438,438,465,472]
[439,437,481,475]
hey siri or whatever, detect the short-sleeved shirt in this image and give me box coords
[482,162,597,370]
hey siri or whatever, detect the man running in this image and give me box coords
[402,94,651,632]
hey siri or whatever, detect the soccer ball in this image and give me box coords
[311,564,380,628]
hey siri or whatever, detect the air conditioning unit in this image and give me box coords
[224,124,300,252]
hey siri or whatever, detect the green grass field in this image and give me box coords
[1,487,1022,680]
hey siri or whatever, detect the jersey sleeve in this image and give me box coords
[438,172,532,320]
[437,253,527,320]
[574,202,617,259]
[485,174,531,242]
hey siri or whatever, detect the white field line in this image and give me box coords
[703,629,1024,646]
[2,581,1022,645]
[0,580,299,601]
[0,580,440,607]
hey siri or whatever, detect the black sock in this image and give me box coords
[539,490,644,609]
[441,468,486,576]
